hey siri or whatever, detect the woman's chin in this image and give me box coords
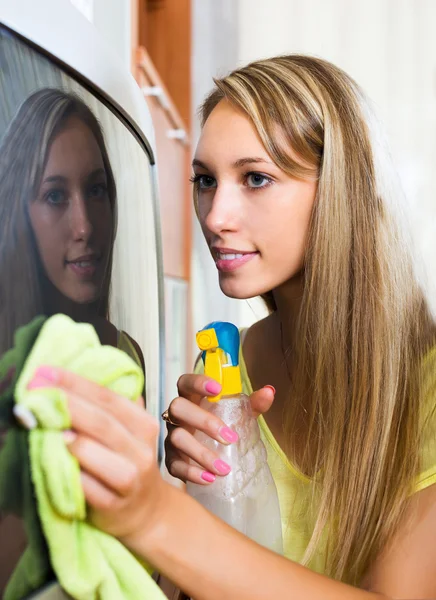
[218,279,264,301]
[60,286,101,307]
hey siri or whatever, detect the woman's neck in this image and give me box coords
[42,279,101,325]
[272,271,304,350]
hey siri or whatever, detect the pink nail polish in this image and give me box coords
[205,380,221,395]
[35,366,58,382]
[264,385,276,395]
[213,459,231,475]
[219,426,239,443]
[201,471,216,483]
[28,375,53,390]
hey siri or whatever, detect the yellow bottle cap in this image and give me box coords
[196,323,242,402]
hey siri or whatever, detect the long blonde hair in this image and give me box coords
[199,55,436,584]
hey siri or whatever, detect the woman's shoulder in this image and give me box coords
[414,345,436,492]
[92,318,144,372]
[420,344,436,428]
[421,344,436,388]
[118,330,145,373]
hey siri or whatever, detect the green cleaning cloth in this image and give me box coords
[13,314,166,600]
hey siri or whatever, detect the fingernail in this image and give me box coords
[263,385,276,395]
[13,405,37,430]
[28,366,58,390]
[213,459,231,475]
[219,426,239,443]
[205,380,222,395]
[28,375,53,390]
[28,366,59,389]
[35,366,58,382]
[63,430,77,445]
[201,471,216,483]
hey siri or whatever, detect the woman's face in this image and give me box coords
[29,116,113,305]
[193,100,317,300]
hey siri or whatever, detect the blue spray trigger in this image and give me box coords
[200,322,240,367]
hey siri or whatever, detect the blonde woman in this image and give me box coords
[40,55,436,599]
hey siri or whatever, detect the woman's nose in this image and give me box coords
[203,186,240,235]
[70,195,93,241]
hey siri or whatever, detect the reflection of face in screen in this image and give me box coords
[0,89,116,356]
[30,115,113,305]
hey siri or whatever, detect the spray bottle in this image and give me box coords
[186,322,283,554]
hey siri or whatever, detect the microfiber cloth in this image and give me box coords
[12,314,166,600]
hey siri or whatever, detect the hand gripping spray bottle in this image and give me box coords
[186,322,283,554]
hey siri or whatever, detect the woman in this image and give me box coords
[31,56,436,598]
[0,88,144,594]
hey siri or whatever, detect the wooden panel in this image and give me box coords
[130,0,139,70]
[138,0,191,128]
[136,47,191,280]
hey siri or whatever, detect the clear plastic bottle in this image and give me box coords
[186,322,283,554]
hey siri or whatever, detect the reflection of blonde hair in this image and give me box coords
[200,56,436,583]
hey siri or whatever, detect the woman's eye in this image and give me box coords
[88,183,108,199]
[46,189,66,205]
[192,174,216,190]
[246,173,272,188]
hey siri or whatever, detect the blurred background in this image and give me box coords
[69,0,436,401]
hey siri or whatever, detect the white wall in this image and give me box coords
[93,0,132,68]
[70,0,132,69]
[70,0,93,22]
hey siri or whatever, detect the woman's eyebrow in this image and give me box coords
[85,168,107,181]
[192,157,273,170]
[43,175,67,184]
[232,157,274,168]
[192,158,208,169]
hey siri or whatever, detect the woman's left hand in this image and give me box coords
[29,366,164,548]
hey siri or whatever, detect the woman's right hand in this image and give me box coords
[164,373,275,485]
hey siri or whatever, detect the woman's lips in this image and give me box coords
[67,258,99,278]
[215,251,259,273]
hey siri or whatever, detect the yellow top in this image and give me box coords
[195,341,436,575]
[117,331,142,369]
